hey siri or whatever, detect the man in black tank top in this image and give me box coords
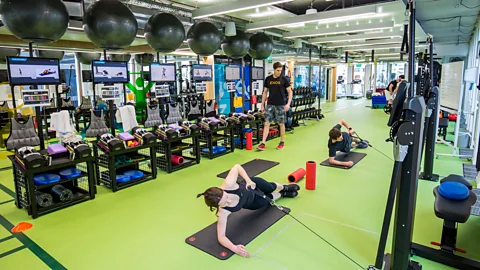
[197,164,300,258]
[386,75,404,104]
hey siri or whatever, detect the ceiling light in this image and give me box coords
[344,43,426,52]
[246,5,377,31]
[326,38,403,48]
[248,10,281,18]
[284,20,394,39]
[287,23,305,28]
[192,0,294,19]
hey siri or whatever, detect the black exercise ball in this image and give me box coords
[35,50,65,60]
[187,22,223,56]
[135,54,154,66]
[110,54,131,62]
[221,31,250,59]
[0,0,69,43]
[83,0,138,50]
[248,33,273,60]
[76,52,101,65]
[0,48,20,64]
[145,13,185,53]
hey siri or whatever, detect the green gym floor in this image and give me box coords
[0,99,479,270]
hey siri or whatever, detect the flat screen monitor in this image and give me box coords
[150,63,176,82]
[193,64,212,81]
[91,60,128,84]
[0,70,8,83]
[6,57,61,86]
[225,65,241,81]
[252,67,264,81]
[82,70,92,82]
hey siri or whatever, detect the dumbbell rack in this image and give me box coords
[93,141,157,192]
[232,119,261,149]
[291,87,322,126]
[155,132,201,173]
[199,125,235,159]
[9,154,96,219]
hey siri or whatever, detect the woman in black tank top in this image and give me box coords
[197,164,300,258]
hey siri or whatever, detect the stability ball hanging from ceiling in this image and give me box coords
[0,0,69,43]
[76,52,102,65]
[145,13,185,53]
[221,30,250,59]
[110,54,132,62]
[187,22,223,56]
[248,33,273,60]
[135,54,155,66]
[83,0,138,50]
[0,48,20,64]
[36,50,65,60]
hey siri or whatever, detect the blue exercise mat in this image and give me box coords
[59,168,82,179]
[439,181,469,200]
[34,173,61,185]
[116,174,131,183]
[123,170,144,180]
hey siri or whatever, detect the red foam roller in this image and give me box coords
[288,168,306,183]
[306,161,316,190]
[171,155,184,165]
[246,132,253,150]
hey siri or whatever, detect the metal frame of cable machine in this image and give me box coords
[370,1,426,269]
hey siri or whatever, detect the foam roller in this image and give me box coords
[36,191,53,208]
[172,155,184,165]
[288,168,306,183]
[51,185,73,202]
[306,161,316,190]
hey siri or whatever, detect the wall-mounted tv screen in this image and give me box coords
[7,57,60,86]
[150,63,176,82]
[82,70,92,82]
[193,64,212,81]
[92,60,128,84]
[225,65,241,81]
[252,67,264,81]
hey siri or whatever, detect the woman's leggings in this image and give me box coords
[245,177,279,210]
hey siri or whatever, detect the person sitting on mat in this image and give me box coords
[328,120,367,167]
[197,164,300,258]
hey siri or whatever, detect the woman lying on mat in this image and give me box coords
[328,119,368,167]
[197,164,300,258]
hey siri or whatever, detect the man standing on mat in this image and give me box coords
[257,62,293,151]
[328,120,367,167]
[197,164,299,257]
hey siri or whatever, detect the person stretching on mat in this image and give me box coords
[328,120,367,167]
[197,164,300,258]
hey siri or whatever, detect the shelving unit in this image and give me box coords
[93,142,157,192]
[199,125,235,159]
[291,87,322,127]
[9,155,96,219]
[233,119,261,149]
[155,132,201,173]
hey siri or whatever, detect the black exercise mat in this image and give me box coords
[319,152,367,170]
[186,205,290,260]
[217,159,279,180]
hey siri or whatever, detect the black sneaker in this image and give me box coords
[283,183,300,192]
[281,190,298,198]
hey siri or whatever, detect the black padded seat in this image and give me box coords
[440,174,472,189]
[433,188,476,223]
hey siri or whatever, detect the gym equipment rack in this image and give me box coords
[155,130,201,173]
[93,141,157,192]
[291,87,322,127]
[198,123,235,159]
[9,153,96,219]
[232,118,261,149]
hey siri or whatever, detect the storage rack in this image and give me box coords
[198,123,235,159]
[93,141,157,192]
[155,131,201,173]
[291,87,322,126]
[232,118,261,149]
[9,154,96,219]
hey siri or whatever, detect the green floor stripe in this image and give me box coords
[0,215,66,269]
[0,235,14,243]
[0,199,14,206]
[0,183,15,198]
[0,245,26,258]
